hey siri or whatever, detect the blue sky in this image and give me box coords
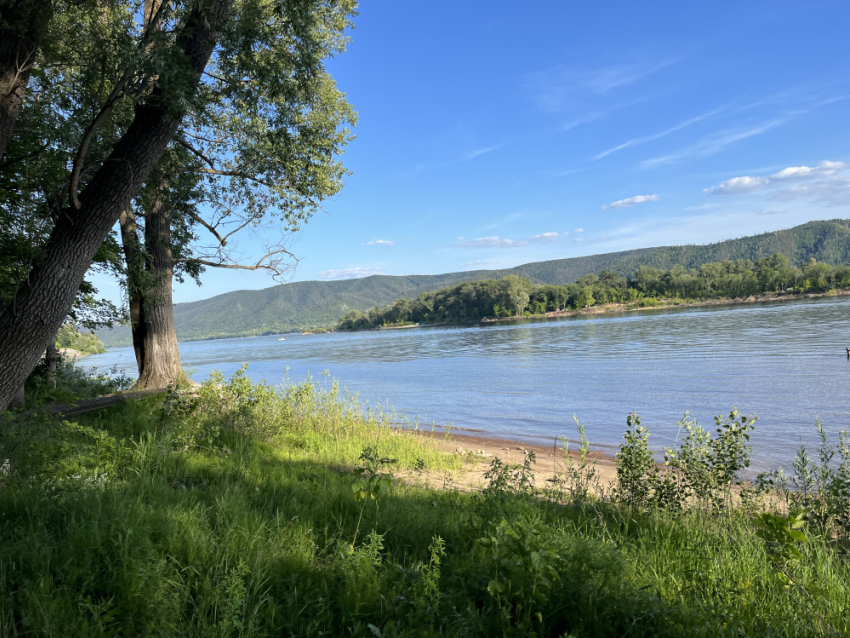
[97,0,850,304]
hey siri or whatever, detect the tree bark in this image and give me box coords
[118,208,147,372]
[134,178,184,389]
[0,0,231,410]
[0,0,51,163]
[45,339,56,388]
[9,383,25,407]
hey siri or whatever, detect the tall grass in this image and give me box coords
[0,369,848,636]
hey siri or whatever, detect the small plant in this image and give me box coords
[664,409,756,509]
[755,508,808,570]
[478,516,561,633]
[350,446,397,545]
[615,413,657,508]
[482,451,536,501]
[412,535,446,615]
[553,416,600,505]
[761,421,850,539]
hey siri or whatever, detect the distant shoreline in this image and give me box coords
[339,287,850,333]
[100,287,850,348]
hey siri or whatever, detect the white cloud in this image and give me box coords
[704,161,849,203]
[318,267,386,280]
[462,259,497,267]
[456,231,562,248]
[703,176,770,195]
[572,238,584,242]
[770,160,845,180]
[573,228,584,233]
[455,236,529,248]
[530,232,559,242]
[602,194,660,210]
[364,239,394,247]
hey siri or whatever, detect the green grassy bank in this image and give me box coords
[1,370,848,636]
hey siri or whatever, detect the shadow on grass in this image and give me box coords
[0,399,676,638]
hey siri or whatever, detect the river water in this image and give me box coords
[83,296,850,470]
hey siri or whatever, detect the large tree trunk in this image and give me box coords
[0,0,231,410]
[0,0,51,162]
[45,339,56,389]
[134,179,183,388]
[118,208,147,372]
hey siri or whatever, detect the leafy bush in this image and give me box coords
[55,323,107,354]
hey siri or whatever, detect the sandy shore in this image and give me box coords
[401,429,619,493]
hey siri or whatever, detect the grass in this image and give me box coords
[0,369,848,636]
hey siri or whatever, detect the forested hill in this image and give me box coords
[99,219,850,346]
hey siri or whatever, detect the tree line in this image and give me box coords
[0,0,357,407]
[337,254,850,330]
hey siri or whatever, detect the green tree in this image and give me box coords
[0,0,357,407]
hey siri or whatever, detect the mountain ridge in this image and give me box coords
[99,219,850,346]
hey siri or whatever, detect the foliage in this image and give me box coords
[757,421,850,540]
[1,379,850,635]
[54,323,107,354]
[613,409,756,511]
[547,416,601,505]
[22,357,133,409]
[337,252,850,330]
[614,413,657,508]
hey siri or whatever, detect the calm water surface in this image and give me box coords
[84,296,850,470]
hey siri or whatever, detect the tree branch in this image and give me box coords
[187,210,226,246]
[67,1,169,210]
[175,248,297,272]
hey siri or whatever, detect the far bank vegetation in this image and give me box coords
[337,253,850,330]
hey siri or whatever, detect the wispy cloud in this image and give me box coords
[573,228,584,233]
[602,194,660,210]
[640,119,785,169]
[593,107,726,160]
[526,60,674,113]
[318,267,386,280]
[364,239,394,247]
[455,236,529,248]
[455,231,563,249]
[530,232,560,242]
[462,259,498,267]
[462,144,504,161]
[703,161,849,202]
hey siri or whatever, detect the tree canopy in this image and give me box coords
[0,0,358,407]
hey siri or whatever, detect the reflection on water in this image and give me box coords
[84,296,850,470]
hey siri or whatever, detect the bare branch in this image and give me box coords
[187,210,226,246]
[175,247,297,273]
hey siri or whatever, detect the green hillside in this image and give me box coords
[99,219,850,346]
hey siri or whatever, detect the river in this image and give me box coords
[83,295,850,470]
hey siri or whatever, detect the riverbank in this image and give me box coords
[338,287,850,333]
[534,287,850,322]
[3,373,848,636]
[403,428,619,493]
